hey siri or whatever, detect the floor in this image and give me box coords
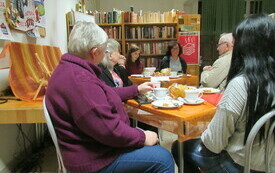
[39,130,179,173]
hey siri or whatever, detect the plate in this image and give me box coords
[178,97,205,105]
[200,88,220,94]
[169,75,182,78]
[152,100,183,109]
[131,74,143,77]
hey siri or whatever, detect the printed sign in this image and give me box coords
[178,32,200,64]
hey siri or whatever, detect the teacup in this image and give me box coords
[153,87,168,100]
[143,71,151,77]
[170,71,177,77]
[184,89,203,101]
[152,81,161,88]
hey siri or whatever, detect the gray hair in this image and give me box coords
[219,33,233,46]
[68,21,108,59]
[101,39,120,71]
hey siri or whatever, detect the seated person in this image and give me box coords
[125,44,144,75]
[171,14,275,173]
[159,41,187,73]
[99,39,158,134]
[200,33,233,91]
[98,39,132,87]
[45,21,174,173]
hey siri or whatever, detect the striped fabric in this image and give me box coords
[0,42,62,101]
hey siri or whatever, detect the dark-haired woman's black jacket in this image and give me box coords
[98,64,133,87]
[159,56,187,73]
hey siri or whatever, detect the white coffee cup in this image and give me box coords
[143,71,151,77]
[153,87,168,100]
[185,89,203,101]
[170,71,177,77]
[152,81,161,88]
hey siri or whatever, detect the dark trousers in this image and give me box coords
[171,138,264,173]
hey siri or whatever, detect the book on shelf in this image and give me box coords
[126,42,168,55]
[125,26,175,39]
[140,57,161,68]
[124,10,177,23]
[102,26,122,40]
[94,9,122,24]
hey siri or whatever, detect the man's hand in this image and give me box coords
[203,66,212,71]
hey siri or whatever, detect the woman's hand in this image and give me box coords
[137,82,155,95]
[144,130,159,146]
[118,55,126,67]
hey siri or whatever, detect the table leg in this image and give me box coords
[35,123,45,147]
[133,119,138,128]
[178,137,184,173]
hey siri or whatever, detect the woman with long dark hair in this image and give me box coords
[125,44,144,75]
[171,14,275,173]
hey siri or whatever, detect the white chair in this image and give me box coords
[244,109,275,173]
[43,97,67,173]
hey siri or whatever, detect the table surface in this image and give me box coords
[129,75,199,87]
[0,99,45,124]
[126,99,216,141]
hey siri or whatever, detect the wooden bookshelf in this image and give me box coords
[66,11,201,75]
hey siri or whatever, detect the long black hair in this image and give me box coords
[226,14,275,144]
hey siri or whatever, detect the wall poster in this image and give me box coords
[5,0,36,31]
[0,0,13,40]
[178,31,200,64]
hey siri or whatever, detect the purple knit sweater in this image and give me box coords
[45,53,145,173]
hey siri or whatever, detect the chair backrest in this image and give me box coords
[244,109,275,173]
[43,97,67,173]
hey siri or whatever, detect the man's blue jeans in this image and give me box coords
[96,145,175,173]
[171,138,244,173]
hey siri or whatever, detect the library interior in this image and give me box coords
[0,0,274,173]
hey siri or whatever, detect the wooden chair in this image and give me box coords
[43,97,67,173]
[244,109,275,173]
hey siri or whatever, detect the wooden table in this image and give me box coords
[125,99,217,173]
[129,75,199,87]
[0,99,45,124]
[0,99,45,145]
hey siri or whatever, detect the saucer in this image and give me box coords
[200,88,220,94]
[152,100,183,109]
[178,97,204,105]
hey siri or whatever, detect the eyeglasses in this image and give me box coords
[217,42,227,47]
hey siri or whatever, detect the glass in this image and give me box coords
[217,42,227,47]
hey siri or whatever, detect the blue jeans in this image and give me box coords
[96,145,174,173]
[171,138,244,173]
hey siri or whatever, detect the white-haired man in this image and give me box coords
[45,21,174,173]
[200,33,234,91]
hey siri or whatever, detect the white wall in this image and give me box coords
[85,0,198,14]
[0,0,77,172]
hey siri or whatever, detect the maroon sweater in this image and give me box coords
[46,53,145,173]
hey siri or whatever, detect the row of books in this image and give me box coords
[102,26,122,39]
[91,10,123,24]
[126,42,169,55]
[140,57,161,68]
[125,26,175,39]
[124,11,177,23]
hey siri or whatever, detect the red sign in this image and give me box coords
[178,32,200,64]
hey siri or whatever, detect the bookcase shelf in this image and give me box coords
[140,54,165,57]
[66,11,201,76]
[125,38,177,42]
[124,22,177,26]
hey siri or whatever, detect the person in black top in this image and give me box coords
[98,39,132,87]
[159,41,187,73]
